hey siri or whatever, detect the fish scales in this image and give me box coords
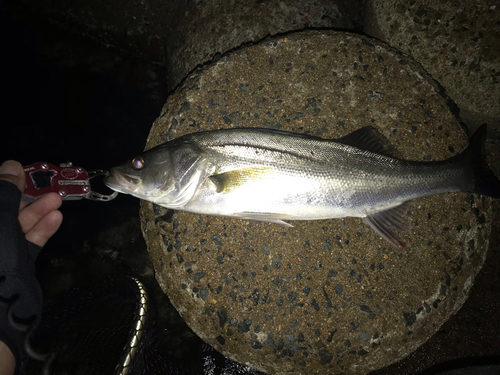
[105,126,500,248]
[183,129,467,216]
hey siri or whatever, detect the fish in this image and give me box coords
[104,125,500,248]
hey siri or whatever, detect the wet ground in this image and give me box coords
[1,6,499,374]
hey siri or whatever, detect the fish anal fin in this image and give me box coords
[363,203,411,249]
[209,166,274,193]
[336,126,399,158]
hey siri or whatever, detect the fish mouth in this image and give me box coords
[104,169,141,194]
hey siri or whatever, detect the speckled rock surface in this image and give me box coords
[364,0,500,133]
[164,0,363,91]
[140,30,494,374]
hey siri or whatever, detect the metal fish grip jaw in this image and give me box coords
[23,162,118,202]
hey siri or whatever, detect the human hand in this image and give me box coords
[0,160,63,246]
[0,161,63,374]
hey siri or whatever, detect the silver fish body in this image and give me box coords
[105,126,500,248]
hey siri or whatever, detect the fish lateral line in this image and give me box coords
[104,125,500,249]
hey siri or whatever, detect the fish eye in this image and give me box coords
[132,157,144,170]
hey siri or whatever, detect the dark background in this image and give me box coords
[0,4,160,255]
[0,3,499,375]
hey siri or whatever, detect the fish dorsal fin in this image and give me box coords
[209,166,274,193]
[336,126,396,157]
[362,203,411,249]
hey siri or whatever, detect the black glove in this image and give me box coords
[0,180,43,374]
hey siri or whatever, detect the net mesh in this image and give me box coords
[25,275,264,375]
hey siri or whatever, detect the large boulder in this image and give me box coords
[364,0,500,133]
[140,30,493,374]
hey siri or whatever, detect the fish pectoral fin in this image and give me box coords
[363,204,411,249]
[231,212,294,227]
[209,166,274,193]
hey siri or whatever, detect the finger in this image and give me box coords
[25,210,63,247]
[0,160,25,193]
[18,193,63,234]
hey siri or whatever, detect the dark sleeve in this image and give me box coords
[0,180,43,373]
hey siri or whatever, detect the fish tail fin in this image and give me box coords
[462,125,500,199]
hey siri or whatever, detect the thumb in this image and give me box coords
[0,160,26,193]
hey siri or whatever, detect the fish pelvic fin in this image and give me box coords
[230,212,294,227]
[462,125,500,199]
[363,203,411,249]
